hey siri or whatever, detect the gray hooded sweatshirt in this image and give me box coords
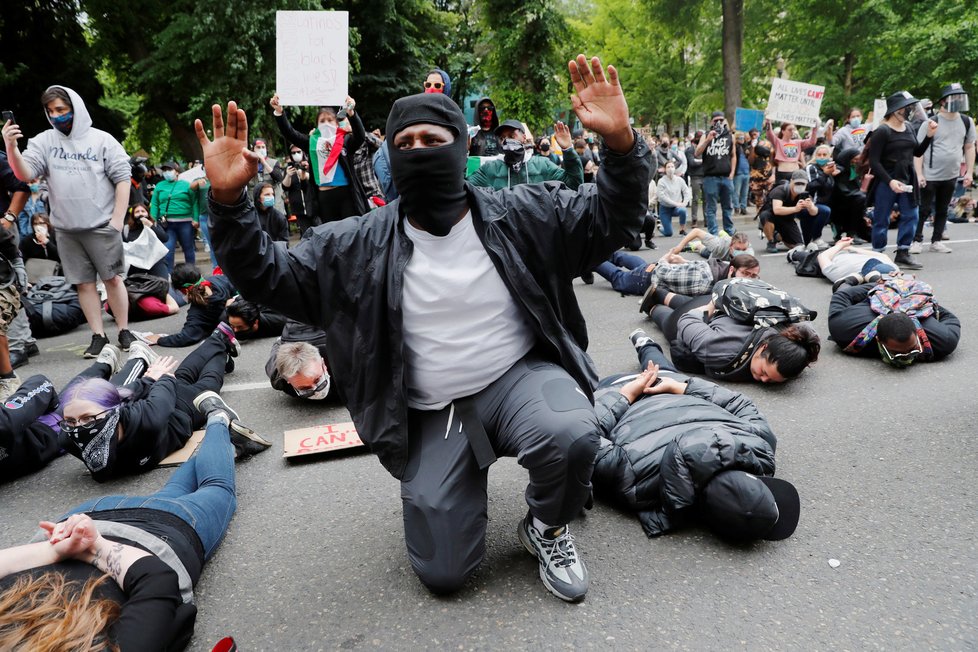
[21,86,130,232]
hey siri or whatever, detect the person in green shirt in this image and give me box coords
[150,161,199,272]
[468,119,583,190]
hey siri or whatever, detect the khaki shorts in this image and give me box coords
[57,223,126,285]
[0,284,21,334]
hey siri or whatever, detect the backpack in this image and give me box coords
[844,275,936,356]
[711,277,817,328]
[22,276,86,337]
[791,250,824,278]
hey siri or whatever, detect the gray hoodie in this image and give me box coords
[21,86,130,232]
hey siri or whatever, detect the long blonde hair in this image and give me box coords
[0,572,120,652]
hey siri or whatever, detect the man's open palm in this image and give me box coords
[195,102,259,203]
[568,55,632,151]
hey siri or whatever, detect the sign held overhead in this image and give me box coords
[276,11,349,106]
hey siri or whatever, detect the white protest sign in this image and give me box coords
[765,78,826,127]
[276,11,349,106]
[873,98,888,127]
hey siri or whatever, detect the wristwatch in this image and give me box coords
[2,211,15,224]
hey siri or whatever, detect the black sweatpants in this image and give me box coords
[400,354,600,594]
[650,294,709,342]
[315,186,358,223]
[0,375,61,483]
[914,178,956,244]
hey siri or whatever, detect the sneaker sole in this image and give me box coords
[517,521,587,603]
[192,390,241,421]
[230,420,272,447]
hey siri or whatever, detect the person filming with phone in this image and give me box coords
[758,170,826,250]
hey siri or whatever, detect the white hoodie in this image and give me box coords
[21,86,130,231]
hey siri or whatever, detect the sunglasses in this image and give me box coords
[424,81,444,90]
[878,334,922,366]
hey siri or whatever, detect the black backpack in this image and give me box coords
[711,277,817,328]
[23,276,86,337]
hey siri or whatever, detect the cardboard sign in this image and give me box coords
[275,11,349,106]
[283,422,364,458]
[159,430,206,466]
[179,166,206,183]
[873,98,888,127]
[735,108,764,133]
[766,78,826,127]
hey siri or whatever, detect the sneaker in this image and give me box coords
[95,343,123,374]
[9,349,28,370]
[765,242,778,254]
[929,241,952,254]
[118,329,137,352]
[127,341,159,367]
[579,271,595,285]
[893,250,923,270]
[517,512,588,602]
[908,241,922,255]
[26,342,39,357]
[639,285,658,316]
[863,270,883,284]
[786,245,805,264]
[678,229,686,236]
[629,328,655,350]
[215,322,241,357]
[812,239,829,250]
[0,375,21,402]
[192,391,272,459]
[805,241,819,253]
[83,333,109,359]
[831,273,863,293]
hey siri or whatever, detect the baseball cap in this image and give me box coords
[790,170,809,189]
[494,119,525,137]
[711,111,725,120]
[701,470,800,541]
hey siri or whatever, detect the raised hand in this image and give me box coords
[269,93,283,116]
[1,120,22,151]
[568,55,633,153]
[553,121,572,150]
[194,102,260,204]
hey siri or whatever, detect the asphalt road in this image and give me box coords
[2,218,976,651]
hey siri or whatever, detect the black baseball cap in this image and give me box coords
[701,471,800,541]
[711,111,726,120]
[494,119,525,137]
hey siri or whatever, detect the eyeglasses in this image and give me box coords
[59,408,114,430]
[878,334,922,365]
[294,372,330,398]
[423,81,444,90]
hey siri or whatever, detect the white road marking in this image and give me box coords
[220,381,271,393]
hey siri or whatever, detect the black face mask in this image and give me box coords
[387,94,469,237]
[502,138,525,169]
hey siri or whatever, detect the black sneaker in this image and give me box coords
[215,322,241,357]
[831,273,863,293]
[192,391,271,459]
[118,329,137,352]
[517,512,588,602]
[639,284,658,315]
[580,271,595,285]
[9,349,28,369]
[26,342,39,357]
[83,333,109,359]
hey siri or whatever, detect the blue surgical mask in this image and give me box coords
[849,117,862,128]
[262,196,275,208]
[732,247,755,258]
[163,170,177,182]
[814,158,830,167]
[28,183,40,193]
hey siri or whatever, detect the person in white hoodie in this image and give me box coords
[656,160,691,236]
[2,86,135,358]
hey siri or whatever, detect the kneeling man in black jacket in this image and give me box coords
[591,329,800,542]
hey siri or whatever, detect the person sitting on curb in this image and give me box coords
[590,329,800,541]
[670,227,753,262]
[468,120,583,190]
[638,252,760,314]
[827,274,960,366]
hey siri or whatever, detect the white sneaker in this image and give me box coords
[908,241,923,255]
[518,513,588,602]
[929,241,952,254]
[95,344,123,374]
[127,341,159,367]
[805,241,819,252]
[812,239,829,250]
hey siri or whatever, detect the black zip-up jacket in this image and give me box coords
[827,283,961,360]
[158,275,235,348]
[592,374,777,537]
[211,132,651,478]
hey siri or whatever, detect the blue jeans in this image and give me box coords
[872,184,918,251]
[165,220,197,272]
[802,204,832,243]
[197,213,219,271]
[733,174,750,210]
[594,251,651,296]
[702,175,735,235]
[658,205,687,236]
[861,259,897,276]
[62,421,237,560]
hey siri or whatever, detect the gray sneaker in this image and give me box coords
[193,391,272,459]
[95,344,123,374]
[909,241,923,255]
[929,241,952,254]
[127,341,159,368]
[518,512,589,602]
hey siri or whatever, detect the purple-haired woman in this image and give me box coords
[52,326,270,482]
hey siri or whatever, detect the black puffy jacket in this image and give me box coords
[592,374,777,537]
[212,133,652,479]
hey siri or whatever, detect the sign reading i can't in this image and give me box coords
[276,11,349,106]
[765,78,826,127]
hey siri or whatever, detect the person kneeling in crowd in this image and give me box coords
[54,328,269,482]
[142,264,237,347]
[758,170,831,254]
[225,298,287,340]
[468,119,583,190]
[589,329,799,540]
[828,274,960,366]
[0,393,258,650]
[638,252,760,314]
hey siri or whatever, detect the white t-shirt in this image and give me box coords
[820,250,896,282]
[402,212,536,410]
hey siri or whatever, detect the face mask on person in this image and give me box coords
[944,94,969,114]
[665,166,675,177]
[163,170,177,182]
[814,158,830,167]
[261,196,275,208]
[387,94,469,237]
[502,138,526,169]
[849,117,862,128]
[318,122,337,144]
[671,144,678,152]
[50,111,73,135]
[296,368,331,400]
[28,183,40,193]
[732,247,755,258]
[255,147,267,158]
[34,224,48,237]
[480,108,493,129]
[539,142,550,153]
[61,408,121,473]
[291,152,303,162]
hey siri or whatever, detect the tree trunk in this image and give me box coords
[721,0,744,121]
[158,104,202,161]
[843,52,855,104]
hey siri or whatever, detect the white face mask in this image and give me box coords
[34,225,48,237]
[255,148,267,158]
[318,122,337,143]
[295,365,331,400]
[291,152,303,162]
[163,170,177,181]
[665,167,675,177]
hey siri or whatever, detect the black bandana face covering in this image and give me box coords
[386,93,469,237]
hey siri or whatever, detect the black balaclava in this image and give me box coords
[387,93,469,237]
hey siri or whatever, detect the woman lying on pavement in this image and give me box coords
[0,394,260,651]
[637,252,760,313]
[590,329,800,540]
[51,326,269,482]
